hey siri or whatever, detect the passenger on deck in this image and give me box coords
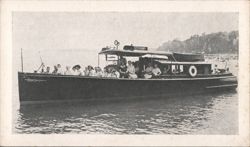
[172,69,178,74]
[213,64,220,74]
[95,67,103,77]
[52,65,58,74]
[103,67,109,77]
[83,67,88,76]
[44,66,50,74]
[119,61,127,78]
[86,65,95,76]
[105,67,113,78]
[64,66,72,75]
[72,65,82,76]
[152,64,161,77]
[119,57,127,67]
[127,61,137,79]
[57,64,64,75]
[134,63,140,76]
[143,63,153,79]
[163,65,170,75]
[111,68,120,78]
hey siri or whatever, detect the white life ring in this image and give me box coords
[189,65,197,77]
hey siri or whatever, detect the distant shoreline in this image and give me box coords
[158,31,239,55]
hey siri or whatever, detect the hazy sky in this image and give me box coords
[13,12,238,71]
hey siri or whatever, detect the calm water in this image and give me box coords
[13,91,238,134]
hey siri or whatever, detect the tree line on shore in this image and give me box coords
[157,30,238,54]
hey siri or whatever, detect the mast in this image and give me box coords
[98,54,100,67]
[21,48,23,72]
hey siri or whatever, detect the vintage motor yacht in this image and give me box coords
[18,43,237,105]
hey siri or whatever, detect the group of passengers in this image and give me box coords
[118,60,162,79]
[38,60,163,79]
[41,64,106,77]
[119,60,138,79]
[143,63,162,79]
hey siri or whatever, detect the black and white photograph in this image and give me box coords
[0,0,249,146]
[13,12,239,135]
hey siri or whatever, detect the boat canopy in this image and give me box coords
[142,54,169,60]
[155,59,211,65]
[99,47,209,65]
[99,49,175,60]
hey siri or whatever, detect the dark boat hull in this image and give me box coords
[18,72,237,105]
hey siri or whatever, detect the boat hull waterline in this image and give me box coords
[18,72,237,105]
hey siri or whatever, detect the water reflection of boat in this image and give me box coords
[16,91,237,134]
[18,44,237,105]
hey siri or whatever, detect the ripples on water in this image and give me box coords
[14,91,238,134]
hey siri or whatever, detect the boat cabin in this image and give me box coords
[99,45,214,78]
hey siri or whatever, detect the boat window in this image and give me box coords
[105,54,118,61]
[172,65,177,73]
[162,64,170,75]
[171,64,184,74]
[180,65,184,72]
